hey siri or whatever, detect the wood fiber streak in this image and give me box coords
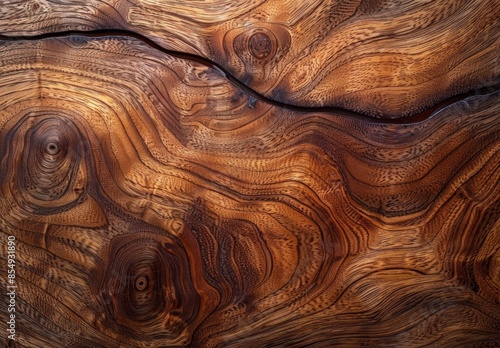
[0,36,499,347]
[0,0,498,118]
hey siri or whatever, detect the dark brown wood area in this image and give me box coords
[0,1,499,347]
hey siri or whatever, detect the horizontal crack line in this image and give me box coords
[0,29,499,125]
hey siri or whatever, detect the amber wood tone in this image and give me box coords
[0,34,499,347]
[1,1,500,347]
[0,0,498,118]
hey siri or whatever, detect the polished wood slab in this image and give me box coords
[0,1,499,347]
[0,0,498,117]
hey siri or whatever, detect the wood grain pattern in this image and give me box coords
[0,0,498,117]
[0,35,499,347]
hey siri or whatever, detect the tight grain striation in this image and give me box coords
[0,0,498,118]
[0,35,498,347]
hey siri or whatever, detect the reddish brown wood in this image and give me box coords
[0,0,498,117]
[0,1,499,347]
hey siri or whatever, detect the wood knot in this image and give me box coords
[215,22,291,84]
[134,275,148,291]
[0,113,88,213]
[248,32,272,60]
[45,141,60,155]
[95,232,202,341]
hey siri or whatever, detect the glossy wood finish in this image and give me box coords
[0,0,498,117]
[0,1,499,347]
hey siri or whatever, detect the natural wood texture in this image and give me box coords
[0,35,499,347]
[0,0,498,117]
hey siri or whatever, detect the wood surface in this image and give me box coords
[0,1,499,347]
[0,0,499,117]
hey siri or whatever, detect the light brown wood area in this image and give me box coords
[0,0,498,117]
[0,1,499,348]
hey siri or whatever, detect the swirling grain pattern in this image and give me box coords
[0,35,498,347]
[0,0,498,117]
